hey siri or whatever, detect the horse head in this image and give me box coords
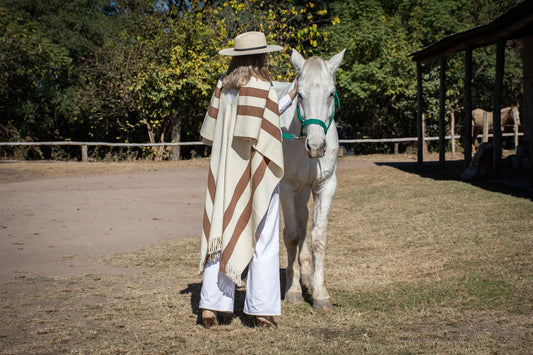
[510,106,521,125]
[291,49,345,158]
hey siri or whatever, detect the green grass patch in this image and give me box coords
[335,274,522,313]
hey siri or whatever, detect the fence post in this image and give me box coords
[81,144,88,162]
[482,111,489,143]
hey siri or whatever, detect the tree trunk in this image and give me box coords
[157,132,165,161]
[171,118,181,161]
[145,119,162,161]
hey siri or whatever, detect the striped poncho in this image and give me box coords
[199,76,284,285]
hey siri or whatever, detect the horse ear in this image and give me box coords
[327,49,346,75]
[291,49,305,73]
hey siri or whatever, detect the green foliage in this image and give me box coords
[0,0,109,144]
[208,0,334,80]
[0,0,525,159]
[330,0,419,146]
[328,0,522,154]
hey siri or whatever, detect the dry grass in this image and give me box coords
[1,155,532,354]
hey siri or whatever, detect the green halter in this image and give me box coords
[282,91,340,141]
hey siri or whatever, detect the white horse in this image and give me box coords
[274,49,345,310]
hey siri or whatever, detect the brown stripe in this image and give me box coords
[219,151,269,273]
[237,105,264,118]
[251,155,269,193]
[266,96,279,115]
[239,86,269,99]
[202,207,211,243]
[214,85,221,99]
[207,167,216,203]
[261,116,282,141]
[222,155,253,232]
[203,167,216,243]
[220,198,253,274]
[207,103,218,119]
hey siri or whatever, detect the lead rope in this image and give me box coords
[282,91,340,141]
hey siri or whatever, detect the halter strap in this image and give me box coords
[282,91,340,141]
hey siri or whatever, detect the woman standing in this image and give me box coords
[198,31,297,328]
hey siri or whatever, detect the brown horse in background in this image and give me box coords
[472,106,520,147]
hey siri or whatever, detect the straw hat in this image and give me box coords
[219,31,283,56]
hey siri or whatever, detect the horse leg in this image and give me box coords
[296,187,312,289]
[310,176,337,310]
[280,184,304,304]
[472,120,480,150]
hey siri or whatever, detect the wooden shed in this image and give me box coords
[411,0,533,186]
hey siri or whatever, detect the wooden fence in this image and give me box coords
[418,112,522,159]
[0,119,522,162]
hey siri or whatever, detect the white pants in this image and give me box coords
[199,186,281,316]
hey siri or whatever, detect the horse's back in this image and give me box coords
[472,108,492,125]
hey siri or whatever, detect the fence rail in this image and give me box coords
[0,132,520,147]
[0,141,204,147]
[0,131,523,162]
[339,133,521,144]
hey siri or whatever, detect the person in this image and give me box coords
[198,31,297,328]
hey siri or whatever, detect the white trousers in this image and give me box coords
[199,186,281,316]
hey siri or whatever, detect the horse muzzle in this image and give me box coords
[305,138,326,158]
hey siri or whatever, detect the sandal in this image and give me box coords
[255,316,277,328]
[202,309,217,329]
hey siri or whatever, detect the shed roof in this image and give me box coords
[411,0,533,63]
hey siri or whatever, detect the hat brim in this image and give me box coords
[219,45,283,56]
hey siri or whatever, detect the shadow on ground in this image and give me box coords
[375,159,533,201]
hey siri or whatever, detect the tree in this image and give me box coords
[328,0,418,152]
[0,0,109,146]
[0,0,524,159]
[326,0,522,154]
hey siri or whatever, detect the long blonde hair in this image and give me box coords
[221,54,272,89]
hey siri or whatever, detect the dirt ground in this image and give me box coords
[0,161,211,282]
[0,157,379,283]
[1,154,531,354]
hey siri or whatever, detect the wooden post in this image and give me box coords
[439,57,447,167]
[492,39,505,178]
[482,111,489,143]
[512,109,519,151]
[81,144,88,162]
[451,111,456,159]
[524,34,533,186]
[416,62,424,164]
[464,48,473,167]
[422,113,426,154]
[394,143,399,155]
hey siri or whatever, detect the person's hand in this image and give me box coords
[289,79,298,101]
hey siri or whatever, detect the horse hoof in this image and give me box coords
[284,291,304,304]
[313,298,333,310]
